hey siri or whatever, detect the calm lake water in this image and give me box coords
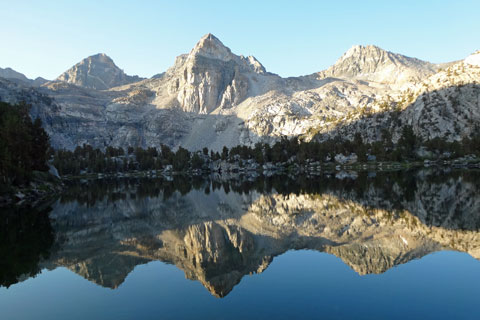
[1,169,480,319]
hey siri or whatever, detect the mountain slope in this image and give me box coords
[0,67,48,86]
[315,45,437,86]
[306,51,480,143]
[144,33,276,114]
[56,53,144,90]
[0,67,30,82]
[0,34,477,151]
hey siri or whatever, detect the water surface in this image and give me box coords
[1,169,479,319]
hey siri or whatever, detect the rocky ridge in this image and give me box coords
[0,67,48,86]
[0,34,478,151]
[309,51,480,143]
[56,53,144,90]
[314,45,438,86]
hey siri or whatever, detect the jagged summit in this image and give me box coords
[155,33,269,114]
[243,55,266,74]
[189,33,235,62]
[56,53,144,90]
[182,33,266,73]
[316,44,437,85]
[339,44,389,62]
[1,35,477,152]
[87,53,117,66]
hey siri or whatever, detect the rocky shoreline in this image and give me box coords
[0,171,62,208]
[3,155,478,208]
[59,155,480,181]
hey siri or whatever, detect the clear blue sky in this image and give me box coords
[1,0,479,79]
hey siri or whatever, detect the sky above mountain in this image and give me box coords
[1,0,479,79]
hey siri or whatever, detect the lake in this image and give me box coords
[1,169,480,319]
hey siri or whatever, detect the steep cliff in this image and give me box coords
[0,34,478,151]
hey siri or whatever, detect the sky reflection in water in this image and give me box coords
[1,170,480,319]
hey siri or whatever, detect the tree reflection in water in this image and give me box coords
[2,168,480,296]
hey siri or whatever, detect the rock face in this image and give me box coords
[314,45,437,86]
[0,34,478,150]
[159,33,261,114]
[56,53,143,90]
[398,59,480,141]
[0,67,31,82]
[310,54,480,143]
[36,170,480,297]
[0,67,48,86]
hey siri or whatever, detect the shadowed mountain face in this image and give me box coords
[1,34,477,151]
[4,170,474,297]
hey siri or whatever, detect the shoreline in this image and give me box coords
[0,172,62,208]
[59,159,480,181]
[2,160,478,207]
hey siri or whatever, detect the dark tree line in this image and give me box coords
[52,124,480,176]
[52,143,203,175]
[0,102,50,187]
[2,99,479,182]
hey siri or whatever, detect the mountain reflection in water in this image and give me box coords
[2,169,480,298]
